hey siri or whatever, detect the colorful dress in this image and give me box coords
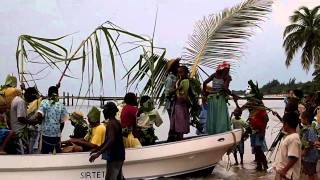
[206,76,231,135]
[170,79,190,135]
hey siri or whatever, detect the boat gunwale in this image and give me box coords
[1,129,241,157]
[0,130,241,171]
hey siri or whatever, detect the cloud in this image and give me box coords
[273,0,319,27]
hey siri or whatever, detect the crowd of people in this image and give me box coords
[1,59,320,180]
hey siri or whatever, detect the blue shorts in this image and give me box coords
[0,128,10,145]
[250,133,267,152]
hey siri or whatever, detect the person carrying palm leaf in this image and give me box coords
[241,80,268,172]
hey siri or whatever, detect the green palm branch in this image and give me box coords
[183,0,273,77]
[283,6,320,71]
[16,21,150,94]
[125,0,273,102]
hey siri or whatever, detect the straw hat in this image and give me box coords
[70,111,85,123]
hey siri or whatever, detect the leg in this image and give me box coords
[233,149,239,165]
[116,161,125,180]
[239,141,244,165]
[255,146,268,171]
[254,146,262,171]
[106,161,123,180]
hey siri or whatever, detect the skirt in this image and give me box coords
[206,94,230,135]
[170,98,190,134]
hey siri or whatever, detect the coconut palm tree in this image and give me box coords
[283,6,320,71]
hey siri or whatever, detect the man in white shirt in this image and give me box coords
[273,112,301,180]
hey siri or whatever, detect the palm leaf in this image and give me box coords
[183,0,273,77]
[16,21,151,95]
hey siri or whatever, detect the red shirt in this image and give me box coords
[120,104,138,128]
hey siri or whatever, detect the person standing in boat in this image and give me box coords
[90,102,125,180]
[36,86,68,154]
[164,58,180,141]
[202,61,237,135]
[9,88,34,154]
[170,66,191,141]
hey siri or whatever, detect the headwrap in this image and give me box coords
[166,58,180,72]
[87,106,100,123]
[4,75,17,88]
[217,61,230,71]
[70,111,86,126]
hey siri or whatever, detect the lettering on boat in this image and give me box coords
[80,171,106,179]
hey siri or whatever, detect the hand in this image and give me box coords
[69,138,79,144]
[89,153,100,163]
[277,168,287,178]
[20,83,26,90]
[315,141,320,148]
[56,83,61,89]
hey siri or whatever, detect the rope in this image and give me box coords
[226,131,238,171]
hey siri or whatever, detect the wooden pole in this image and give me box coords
[63,92,66,105]
[71,94,74,106]
[67,92,70,106]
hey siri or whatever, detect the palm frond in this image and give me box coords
[16,22,151,96]
[183,0,273,77]
[124,50,167,99]
[283,24,305,37]
[284,6,320,71]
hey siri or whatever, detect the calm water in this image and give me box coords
[61,100,319,180]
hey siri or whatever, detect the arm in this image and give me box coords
[202,74,215,96]
[278,156,298,176]
[16,99,30,124]
[60,105,68,132]
[279,138,300,176]
[70,138,98,149]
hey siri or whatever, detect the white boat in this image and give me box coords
[0,129,241,180]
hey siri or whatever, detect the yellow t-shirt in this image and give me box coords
[84,124,106,146]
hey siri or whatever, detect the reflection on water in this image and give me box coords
[61,100,287,179]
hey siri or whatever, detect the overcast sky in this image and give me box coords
[0,0,319,96]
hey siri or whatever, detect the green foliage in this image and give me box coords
[183,0,273,77]
[283,6,320,71]
[16,21,151,96]
[259,78,319,95]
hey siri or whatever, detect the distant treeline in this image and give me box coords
[233,76,320,96]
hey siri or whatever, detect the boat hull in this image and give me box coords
[0,129,241,180]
